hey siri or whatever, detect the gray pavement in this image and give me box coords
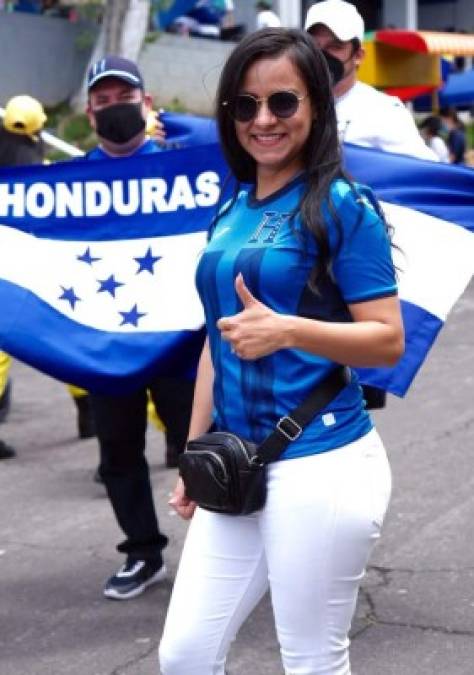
[1,280,473,675]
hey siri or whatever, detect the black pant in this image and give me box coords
[91,376,195,562]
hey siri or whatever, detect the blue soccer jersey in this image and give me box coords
[85,138,162,161]
[196,174,397,460]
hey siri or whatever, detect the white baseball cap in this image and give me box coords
[305,0,365,43]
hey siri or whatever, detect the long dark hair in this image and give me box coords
[215,27,348,286]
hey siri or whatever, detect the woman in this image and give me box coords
[160,28,404,675]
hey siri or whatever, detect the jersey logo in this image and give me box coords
[248,211,291,244]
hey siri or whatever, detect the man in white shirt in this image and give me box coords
[305,0,438,161]
[305,0,437,410]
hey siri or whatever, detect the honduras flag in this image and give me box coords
[0,145,227,393]
[344,144,474,395]
[0,141,472,395]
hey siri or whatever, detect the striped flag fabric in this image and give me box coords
[0,140,472,396]
[0,145,227,393]
[344,144,474,395]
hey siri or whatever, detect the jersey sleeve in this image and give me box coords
[328,182,398,304]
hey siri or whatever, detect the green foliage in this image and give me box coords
[61,114,92,143]
[72,1,102,51]
[164,97,187,113]
[151,0,174,11]
[44,102,71,130]
[144,30,161,44]
[75,29,97,51]
[44,103,97,160]
[75,1,103,23]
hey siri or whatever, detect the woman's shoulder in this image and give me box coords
[328,177,376,208]
[327,178,382,227]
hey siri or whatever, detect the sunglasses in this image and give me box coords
[223,91,308,122]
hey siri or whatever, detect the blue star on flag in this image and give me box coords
[59,286,81,310]
[97,274,124,298]
[77,247,101,265]
[119,304,147,327]
[134,247,161,274]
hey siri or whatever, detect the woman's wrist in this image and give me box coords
[280,314,298,350]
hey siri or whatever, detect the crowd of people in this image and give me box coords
[166,0,280,40]
[0,0,73,17]
[0,0,472,673]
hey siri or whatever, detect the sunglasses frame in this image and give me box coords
[222,91,308,122]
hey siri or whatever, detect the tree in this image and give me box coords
[72,0,151,111]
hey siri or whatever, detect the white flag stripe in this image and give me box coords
[0,225,206,332]
[382,202,474,321]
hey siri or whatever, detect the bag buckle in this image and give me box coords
[249,454,265,467]
[276,416,302,441]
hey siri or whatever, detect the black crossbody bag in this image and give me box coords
[178,366,350,515]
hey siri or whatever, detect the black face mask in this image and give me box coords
[94,102,145,144]
[322,50,345,86]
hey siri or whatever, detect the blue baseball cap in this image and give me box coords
[87,55,144,91]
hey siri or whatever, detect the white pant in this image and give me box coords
[159,429,391,675]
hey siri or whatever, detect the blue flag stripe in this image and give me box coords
[344,143,474,233]
[356,300,443,396]
[0,279,204,393]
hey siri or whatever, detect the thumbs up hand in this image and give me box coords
[217,273,289,360]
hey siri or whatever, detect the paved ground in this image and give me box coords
[1,280,473,675]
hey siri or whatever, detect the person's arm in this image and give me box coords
[187,337,214,440]
[282,295,403,366]
[168,337,214,519]
[217,274,404,368]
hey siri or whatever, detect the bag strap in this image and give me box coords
[254,366,351,465]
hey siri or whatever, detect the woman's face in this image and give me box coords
[235,54,313,183]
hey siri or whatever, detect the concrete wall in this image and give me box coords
[0,12,95,108]
[139,33,235,115]
[418,0,474,31]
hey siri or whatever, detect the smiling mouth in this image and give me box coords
[252,133,285,145]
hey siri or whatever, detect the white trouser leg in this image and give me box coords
[261,429,391,675]
[159,429,391,675]
[159,508,269,675]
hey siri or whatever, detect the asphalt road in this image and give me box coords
[1,280,473,675]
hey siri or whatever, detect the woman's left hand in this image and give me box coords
[217,274,289,360]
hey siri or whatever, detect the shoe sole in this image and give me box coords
[103,565,167,600]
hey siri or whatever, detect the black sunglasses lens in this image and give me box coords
[230,92,300,121]
[233,95,258,122]
[268,92,299,118]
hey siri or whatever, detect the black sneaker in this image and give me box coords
[103,558,166,600]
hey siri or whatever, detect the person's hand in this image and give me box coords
[168,477,196,520]
[217,273,289,359]
[146,110,166,145]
